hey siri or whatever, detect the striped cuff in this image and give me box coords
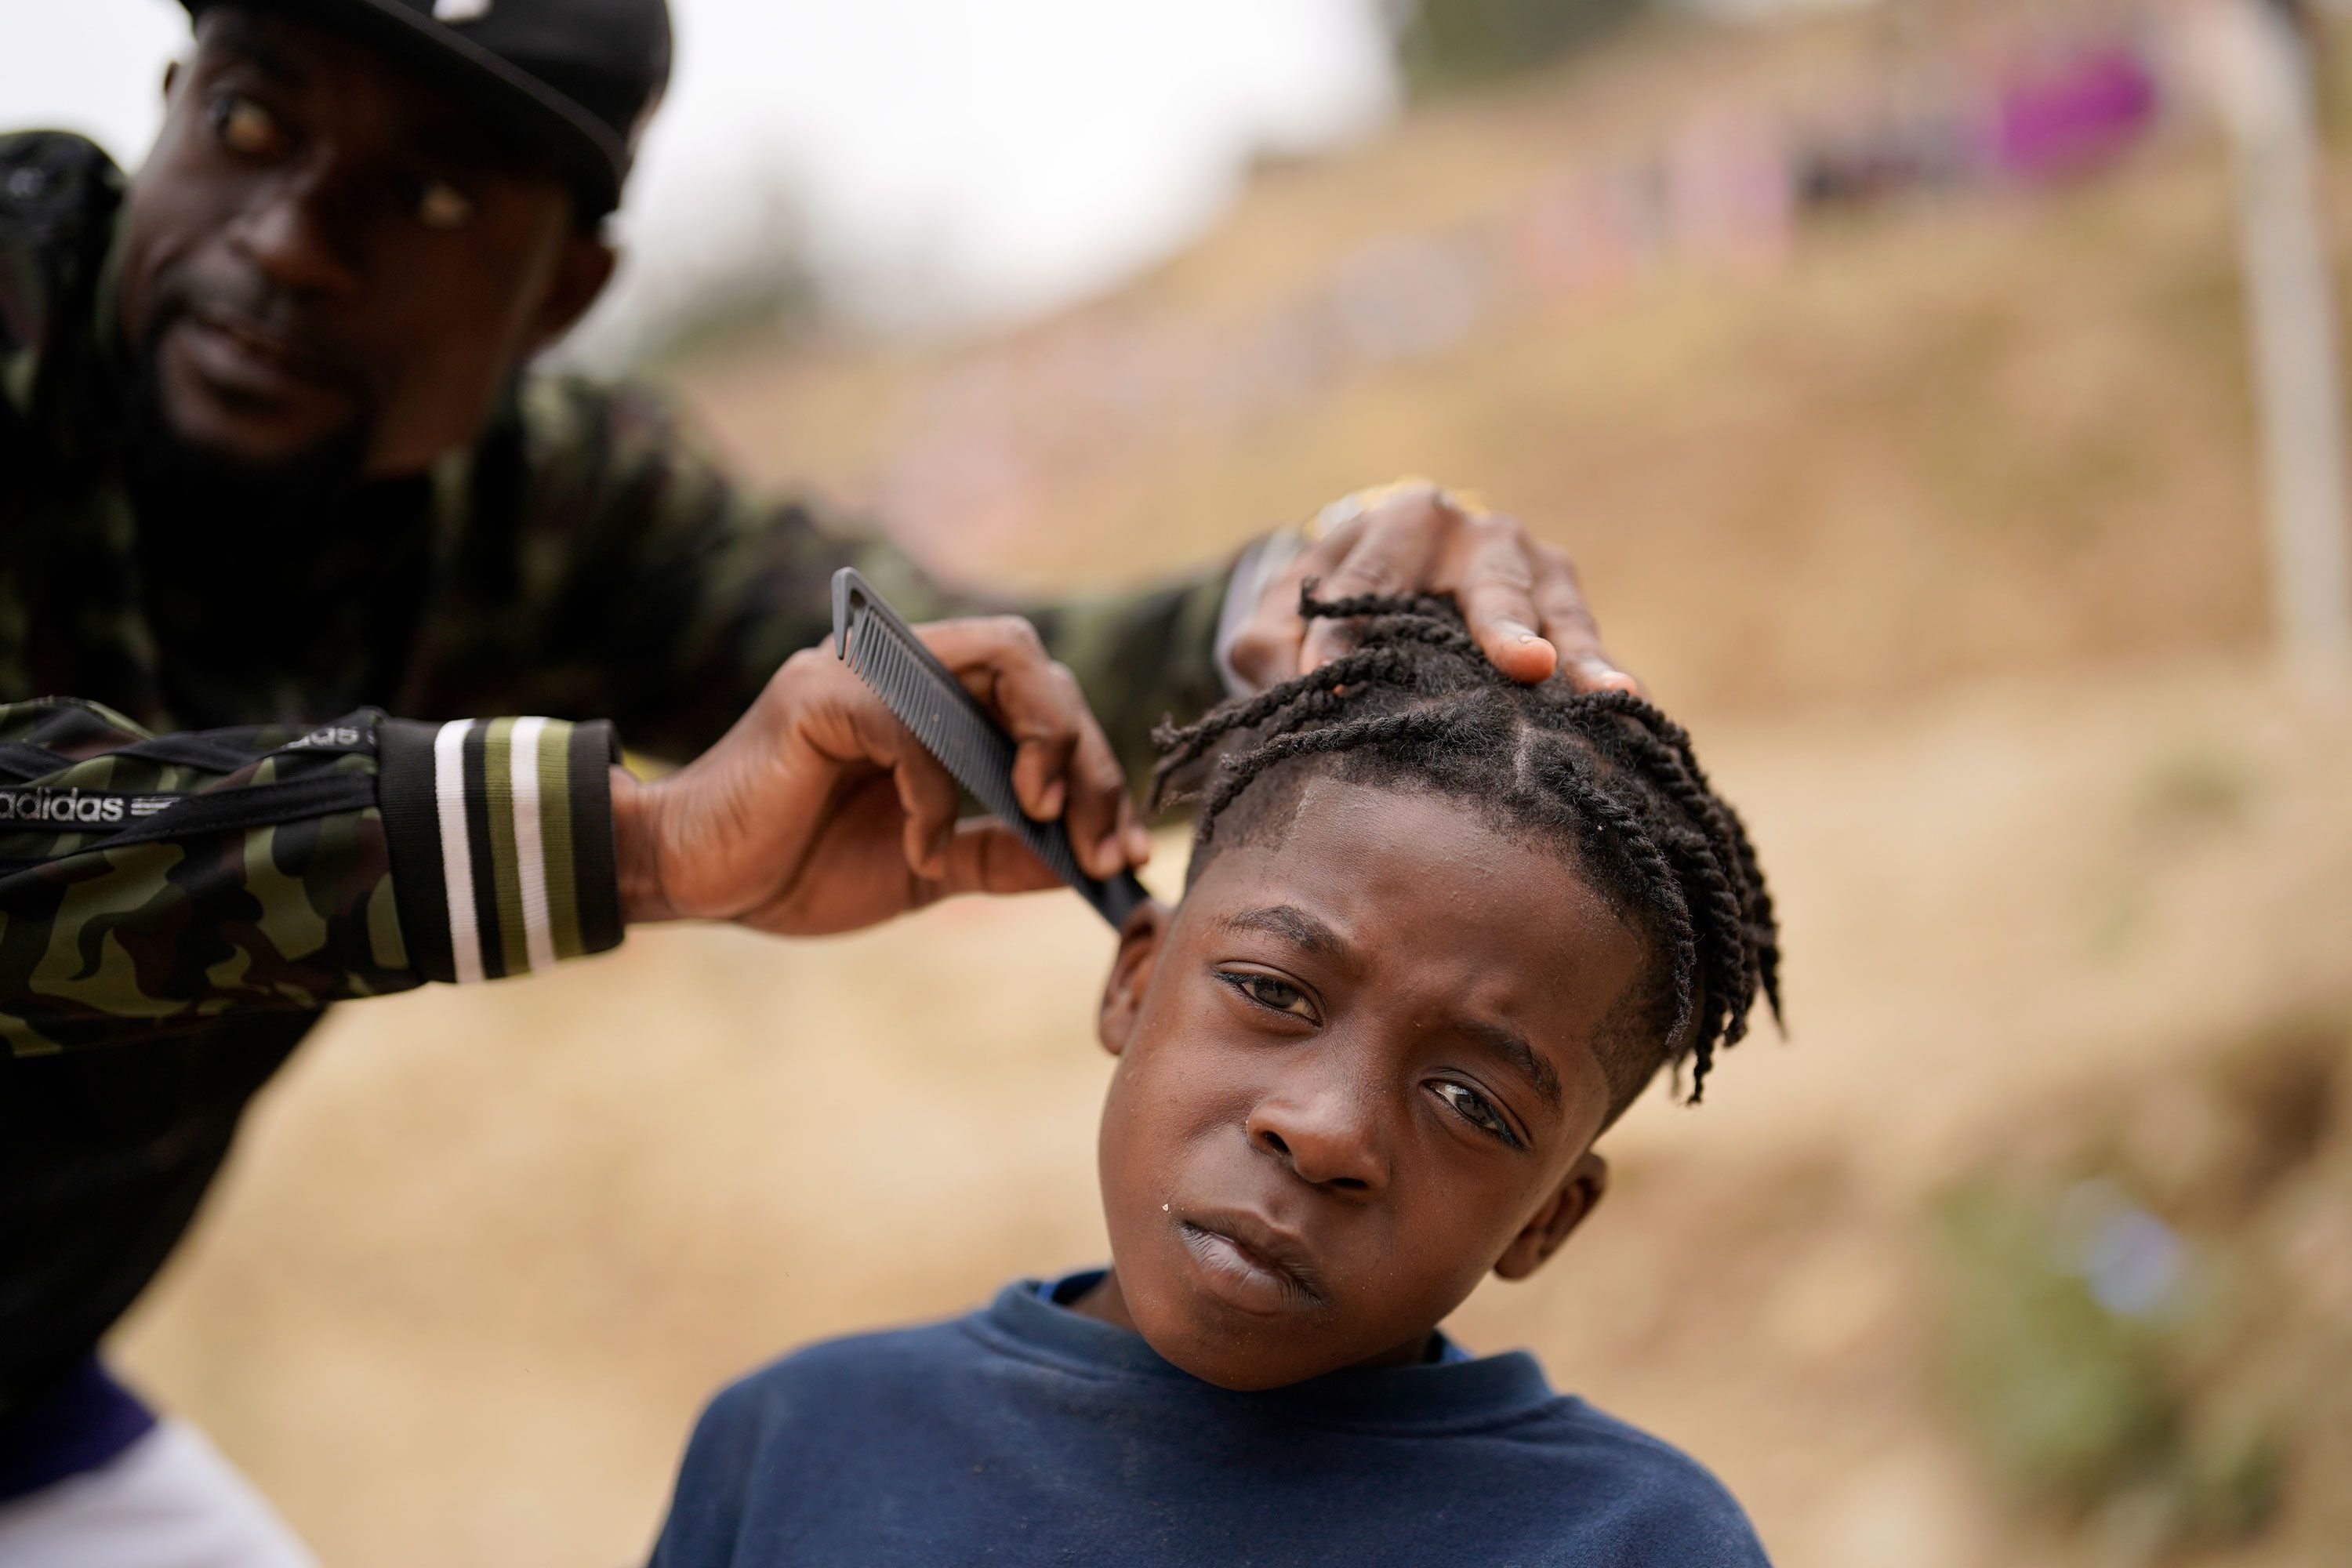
[378,717,624,984]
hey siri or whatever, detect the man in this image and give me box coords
[0,0,1636,1556]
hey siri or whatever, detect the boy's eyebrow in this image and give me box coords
[1461,1018,1563,1112]
[1218,903,1345,956]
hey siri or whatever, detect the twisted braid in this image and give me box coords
[1149,644,1417,809]
[1542,744,1700,1053]
[1199,708,1469,828]
[1581,688,1782,1023]
[1574,709,1773,1042]
[1157,591,1781,1117]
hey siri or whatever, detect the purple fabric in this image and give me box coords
[1993,47,2160,179]
[0,1356,156,1504]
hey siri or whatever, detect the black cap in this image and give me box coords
[179,0,672,216]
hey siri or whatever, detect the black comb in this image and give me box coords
[832,568,1149,928]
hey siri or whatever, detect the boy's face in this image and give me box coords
[1091,776,1649,1390]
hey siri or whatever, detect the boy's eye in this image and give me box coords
[1223,972,1316,1021]
[1432,1081,1519,1147]
[210,93,286,159]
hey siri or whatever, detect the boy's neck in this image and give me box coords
[1063,1271,1443,1374]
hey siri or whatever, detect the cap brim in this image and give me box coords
[180,0,628,212]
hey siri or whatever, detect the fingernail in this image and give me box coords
[1039,779,1066,818]
[1127,825,1153,863]
[1582,662,1638,692]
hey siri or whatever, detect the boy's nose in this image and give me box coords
[1247,1087,1388,1195]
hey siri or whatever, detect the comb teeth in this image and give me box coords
[832,568,1147,927]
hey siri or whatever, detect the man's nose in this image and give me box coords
[232,168,363,301]
[1247,1077,1388,1195]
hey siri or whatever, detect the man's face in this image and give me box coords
[1093,777,1647,1391]
[118,6,615,479]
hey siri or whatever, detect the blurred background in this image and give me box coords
[15,0,2352,1563]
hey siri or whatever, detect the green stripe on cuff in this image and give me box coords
[481,717,528,978]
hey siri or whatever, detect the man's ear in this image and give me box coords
[1494,1151,1607,1281]
[1097,901,1171,1058]
[528,231,618,353]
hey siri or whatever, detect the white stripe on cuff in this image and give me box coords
[509,717,557,974]
[433,720,485,985]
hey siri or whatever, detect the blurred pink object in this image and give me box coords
[1667,111,1794,267]
[1990,45,2161,180]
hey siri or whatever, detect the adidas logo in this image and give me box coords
[0,787,126,825]
[284,724,365,751]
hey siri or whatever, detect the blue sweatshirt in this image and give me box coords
[650,1273,1769,1567]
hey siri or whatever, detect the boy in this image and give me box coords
[651,593,1783,1566]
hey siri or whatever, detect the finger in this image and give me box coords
[916,617,1066,818]
[921,819,1062,903]
[1530,549,1642,695]
[1009,681,1079,825]
[1451,513,1558,684]
[918,618,1139,878]
[879,713,965,879]
[1064,681,1142,878]
[1225,517,1364,693]
[1297,489,1447,673]
[994,655,1132,878]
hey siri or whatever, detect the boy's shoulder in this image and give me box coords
[1521,1395,1763,1551]
[699,1310,975,1428]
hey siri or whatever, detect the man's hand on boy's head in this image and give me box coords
[1225,483,1642,695]
[609,617,1149,936]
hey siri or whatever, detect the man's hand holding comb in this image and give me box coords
[608,617,1151,936]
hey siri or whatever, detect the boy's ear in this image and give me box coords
[1097,901,1171,1058]
[1494,1151,1608,1282]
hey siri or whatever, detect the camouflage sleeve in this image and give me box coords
[0,699,623,1056]
[514,376,1240,789]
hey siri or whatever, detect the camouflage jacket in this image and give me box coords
[0,130,1233,1410]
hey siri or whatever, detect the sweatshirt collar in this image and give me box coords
[972,1272,1563,1434]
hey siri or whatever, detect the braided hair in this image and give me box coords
[1152,590,1780,1119]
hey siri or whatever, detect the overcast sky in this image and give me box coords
[9,0,1400,356]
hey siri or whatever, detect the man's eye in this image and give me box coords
[414,179,474,230]
[1432,1081,1519,1146]
[1226,973,1315,1020]
[210,93,285,158]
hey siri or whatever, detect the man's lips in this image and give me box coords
[1174,1205,1329,1314]
[169,306,359,405]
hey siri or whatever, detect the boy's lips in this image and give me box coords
[1173,1206,1328,1316]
